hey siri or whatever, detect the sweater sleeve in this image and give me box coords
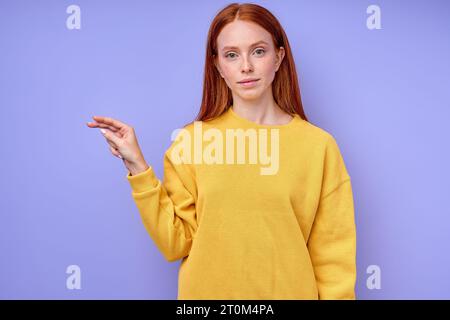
[307,134,357,300]
[126,138,198,263]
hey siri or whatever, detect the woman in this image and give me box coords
[87,3,356,300]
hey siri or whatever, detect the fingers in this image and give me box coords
[87,121,120,133]
[87,118,128,160]
[100,128,121,149]
[109,146,123,159]
[103,136,118,150]
[92,116,128,131]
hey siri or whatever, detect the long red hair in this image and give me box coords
[190,2,308,125]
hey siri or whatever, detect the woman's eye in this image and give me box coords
[225,48,265,59]
[254,48,265,55]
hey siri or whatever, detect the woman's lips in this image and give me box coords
[238,79,260,87]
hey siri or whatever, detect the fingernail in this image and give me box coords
[100,129,106,134]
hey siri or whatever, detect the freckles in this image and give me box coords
[221,69,232,81]
[257,56,275,70]
[260,63,276,75]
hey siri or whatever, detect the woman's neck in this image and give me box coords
[231,95,293,126]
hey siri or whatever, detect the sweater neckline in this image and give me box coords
[226,106,300,129]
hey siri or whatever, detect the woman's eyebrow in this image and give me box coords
[221,40,269,51]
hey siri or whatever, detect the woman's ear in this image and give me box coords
[275,46,285,72]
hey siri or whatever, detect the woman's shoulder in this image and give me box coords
[295,118,336,145]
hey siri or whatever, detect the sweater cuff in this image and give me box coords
[126,165,160,193]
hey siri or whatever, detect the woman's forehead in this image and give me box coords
[217,21,273,49]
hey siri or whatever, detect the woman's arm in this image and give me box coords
[307,134,357,299]
[87,116,198,262]
[126,141,198,263]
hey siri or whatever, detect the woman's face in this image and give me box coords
[214,19,285,102]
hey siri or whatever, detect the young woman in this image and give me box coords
[87,3,356,300]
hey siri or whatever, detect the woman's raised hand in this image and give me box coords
[86,116,149,175]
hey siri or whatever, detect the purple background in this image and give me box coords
[1,0,449,299]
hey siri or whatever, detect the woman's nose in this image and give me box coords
[241,58,253,73]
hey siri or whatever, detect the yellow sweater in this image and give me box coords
[126,106,357,300]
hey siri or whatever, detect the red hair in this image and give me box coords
[191,2,308,124]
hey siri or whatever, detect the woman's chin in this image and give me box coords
[237,90,262,100]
